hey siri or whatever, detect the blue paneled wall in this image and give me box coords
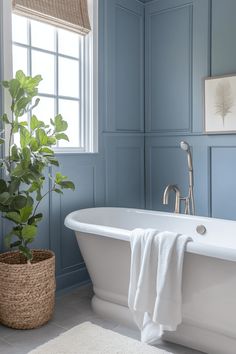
[145,0,236,221]
[1,0,236,290]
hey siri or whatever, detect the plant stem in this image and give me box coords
[8,126,13,168]
[8,101,15,173]
[32,183,56,217]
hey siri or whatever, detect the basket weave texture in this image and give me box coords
[0,249,56,329]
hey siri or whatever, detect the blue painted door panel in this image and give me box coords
[145,0,209,134]
[104,0,144,132]
[211,147,236,221]
[146,2,192,132]
[105,135,145,208]
[211,0,236,76]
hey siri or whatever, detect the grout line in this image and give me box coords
[0,335,16,346]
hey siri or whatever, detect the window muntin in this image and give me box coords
[12,14,90,152]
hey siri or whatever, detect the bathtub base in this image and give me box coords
[91,295,136,329]
[92,295,236,354]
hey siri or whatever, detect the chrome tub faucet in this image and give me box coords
[162,141,195,215]
[163,184,181,213]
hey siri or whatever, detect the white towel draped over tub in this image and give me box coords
[128,228,192,345]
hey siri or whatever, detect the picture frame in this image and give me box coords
[204,74,236,134]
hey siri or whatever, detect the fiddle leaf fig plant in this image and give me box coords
[0,70,75,261]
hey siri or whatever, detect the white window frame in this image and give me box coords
[1,0,98,154]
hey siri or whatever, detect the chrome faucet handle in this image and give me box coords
[163,184,181,213]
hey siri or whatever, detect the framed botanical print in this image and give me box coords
[204,74,236,134]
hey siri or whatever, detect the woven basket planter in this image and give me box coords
[0,249,56,330]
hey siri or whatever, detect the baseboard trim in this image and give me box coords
[56,266,90,291]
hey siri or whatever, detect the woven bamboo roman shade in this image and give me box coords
[12,0,91,35]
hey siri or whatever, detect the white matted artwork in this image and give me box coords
[205,74,236,133]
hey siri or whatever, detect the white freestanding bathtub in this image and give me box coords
[65,207,236,354]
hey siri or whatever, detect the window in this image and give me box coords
[4,0,98,153]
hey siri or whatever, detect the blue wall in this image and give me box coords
[145,0,236,221]
[1,0,236,290]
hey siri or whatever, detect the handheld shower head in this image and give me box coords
[180,141,193,187]
[180,141,190,152]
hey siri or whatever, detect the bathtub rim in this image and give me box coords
[65,207,236,262]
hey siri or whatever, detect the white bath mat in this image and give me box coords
[28,322,172,354]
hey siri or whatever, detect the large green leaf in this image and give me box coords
[47,137,57,146]
[28,181,40,193]
[53,188,63,195]
[0,192,10,204]
[26,195,34,206]
[12,195,27,210]
[15,70,26,83]
[39,147,54,155]
[21,224,37,242]
[55,172,67,183]
[28,213,43,225]
[12,122,20,133]
[30,74,42,87]
[20,205,33,223]
[9,179,20,194]
[59,181,75,190]
[15,96,31,116]
[55,133,69,141]
[15,88,25,102]
[1,81,9,88]
[47,157,59,166]
[19,121,28,127]
[12,225,22,237]
[21,73,42,97]
[54,114,68,133]
[11,145,20,161]
[20,126,31,148]
[30,115,44,131]
[5,211,21,223]
[36,128,48,145]
[22,147,31,161]
[0,204,10,212]
[10,240,22,249]
[36,188,42,201]
[1,113,10,123]
[0,180,7,194]
[11,163,27,177]
[9,79,20,99]
[29,137,39,151]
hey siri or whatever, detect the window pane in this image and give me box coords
[58,99,80,147]
[32,50,55,95]
[12,14,28,44]
[58,28,79,58]
[58,57,79,98]
[33,96,55,125]
[31,20,55,51]
[13,45,28,75]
